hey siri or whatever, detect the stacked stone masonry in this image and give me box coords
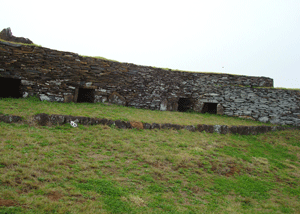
[0,41,300,126]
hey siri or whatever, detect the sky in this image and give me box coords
[1,0,300,88]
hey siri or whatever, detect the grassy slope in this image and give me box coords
[0,97,276,127]
[0,97,300,214]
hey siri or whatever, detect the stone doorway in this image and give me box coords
[201,102,218,114]
[178,98,192,112]
[76,88,95,103]
[0,77,22,99]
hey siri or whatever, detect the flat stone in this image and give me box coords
[23,92,28,98]
[214,125,221,134]
[258,116,269,123]
[115,120,127,129]
[0,114,23,123]
[160,100,167,111]
[233,99,246,103]
[143,123,151,129]
[86,82,92,87]
[151,123,161,129]
[50,114,65,125]
[108,92,126,106]
[33,113,50,126]
[39,94,50,101]
[185,125,195,132]
[0,40,22,47]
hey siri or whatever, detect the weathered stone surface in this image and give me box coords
[185,125,196,132]
[33,113,50,126]
[214,125,222,133]
[143,123,151,129]
[229,126,238,134]
[115,120,127,129]
[193,100,204,112]
[220,125,229,134]
[151,123,161,129]
[21,80,35,85]
[161,123,172,129]
[22,91,28,98]
[99,118,108,125]
[0,114,23,123]
[197,124,214,133]
[170,124,184,130]
[50,114,65,125]
[64,94,74,103]
[64,115,78,124]
[107,120,115,127]
[160,100,167,111]
[258,117,269,123]
[217,104,224,115]
[39,94,51,101]
[108,92,126,106]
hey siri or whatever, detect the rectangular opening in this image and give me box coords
[178,98,192,112]
[76,88,95,103]
[0,77,22,99]
[201,103,218,114]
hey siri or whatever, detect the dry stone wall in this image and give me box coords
[0,41,299,126]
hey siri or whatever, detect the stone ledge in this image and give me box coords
[0,113,299,135]
[0,114,23,123]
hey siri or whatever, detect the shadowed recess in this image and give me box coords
[0,77,22,99]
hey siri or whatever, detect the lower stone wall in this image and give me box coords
[192,86,300,127]
[1,113,299,135]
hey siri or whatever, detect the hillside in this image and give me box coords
[0,96,300,213]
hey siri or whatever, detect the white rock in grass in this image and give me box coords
[70,121,78,127]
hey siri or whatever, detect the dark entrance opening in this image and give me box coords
[201,103,217,114]
[178,98,192,112]
[77,88,95,103]
[0,77,22,99]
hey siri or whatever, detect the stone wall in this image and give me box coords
[194,86,300,126]
[1,41,299,126]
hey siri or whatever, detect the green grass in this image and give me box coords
[80,55,120,62]
[0,97,300,213]
[0,96,277,127]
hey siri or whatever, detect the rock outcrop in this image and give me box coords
[0,27,33,44]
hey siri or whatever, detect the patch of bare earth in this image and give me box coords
[47,191,63,201]
[198,161,242,177]
[0,198,18,207]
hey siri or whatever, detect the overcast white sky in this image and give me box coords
[1,0,299,88]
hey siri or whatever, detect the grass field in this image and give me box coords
[0,97,300,214]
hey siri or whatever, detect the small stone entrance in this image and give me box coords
[0,77,22,99]
[201,102,217,114]
[178,98,192,112]
[76,88,95,103]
